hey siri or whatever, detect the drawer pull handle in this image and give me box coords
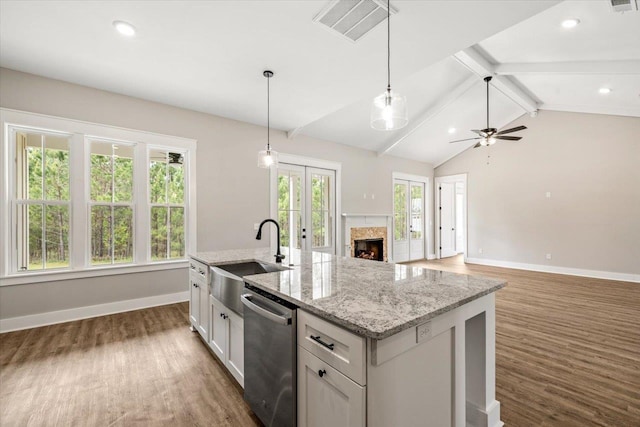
[310,335,334,351]
[318,369,326,378]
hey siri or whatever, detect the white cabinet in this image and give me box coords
[189,258,208,341]
[298,347,365,427]
[209,295,244,387]
[298,310,366,427]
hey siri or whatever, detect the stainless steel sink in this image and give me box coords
[210,261,287,317]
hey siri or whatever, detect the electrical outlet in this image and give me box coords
[371,193,375,200]
[546,253,552,260]
[416,322,432,343]
[479,248,483,254]
[363,193,367,199]
[546,191,552,198]
[254,223,260,231]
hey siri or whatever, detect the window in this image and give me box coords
[15,130,71,270]
[1,109,196,282]
[89,140,134,265]
[149,149,185,261]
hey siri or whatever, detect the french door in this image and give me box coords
[277,164,336,255]
[393,179,425,262]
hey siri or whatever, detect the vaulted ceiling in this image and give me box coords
[1,1,638,166]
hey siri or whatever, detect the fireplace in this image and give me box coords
[354,238,384,261]
[349,226,388,262]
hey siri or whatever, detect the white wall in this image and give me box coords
[0,68,434,324]
[436,110,640,280]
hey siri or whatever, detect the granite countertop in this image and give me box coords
[190,248,506,340]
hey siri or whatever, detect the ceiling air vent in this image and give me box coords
[609,0,638,12]
[314,0,397,42]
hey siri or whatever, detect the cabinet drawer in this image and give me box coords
[189,258,208,282]
[298,310,366,385]
[298,347,365,427]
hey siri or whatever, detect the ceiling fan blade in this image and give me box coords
[473,142,483,148]
[495,136,522,141]
[449,137,482,144]
[471,129,488,137]
[496,125,527,135]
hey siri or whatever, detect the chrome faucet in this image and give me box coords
[255,219,285,263]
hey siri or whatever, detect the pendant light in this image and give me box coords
[258,70,278,168]
[370,0,407,131]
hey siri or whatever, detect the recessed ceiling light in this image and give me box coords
[448,127,456,134]
[599,87,611,94]
[113,20,136,37]
[561,18,580,29]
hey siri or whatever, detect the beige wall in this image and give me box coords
[436,110,640,276]
[0,68,434,320]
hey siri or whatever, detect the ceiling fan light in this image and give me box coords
[371,90,408,131]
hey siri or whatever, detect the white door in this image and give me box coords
[393,179,426,262]
[298,347,365,427]
[439,183,457,258]
[455,182,465,254]
[277,165,336,256]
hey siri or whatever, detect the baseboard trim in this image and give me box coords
[0,291,189,333]
[427,253,437,260]
[466,400,503,427]
[465,258,640,283]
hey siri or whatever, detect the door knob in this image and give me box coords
[318,369,326,378]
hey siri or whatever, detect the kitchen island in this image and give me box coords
[190,248,506,427]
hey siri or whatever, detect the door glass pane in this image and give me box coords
[410,184,423,240]
[45,205,69,268]
[278,170,303,252]
[394,183,407,241]
[311,174,331,248]
[169,207,185,259]
[91,205,112,265]
[113,206,134,264]
[150,206,168,260]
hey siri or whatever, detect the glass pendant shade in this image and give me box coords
[371,90,408,131]
[257,147,278,168]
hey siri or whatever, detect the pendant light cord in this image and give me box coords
[267,73,270,150]
[486,78,489,129]
[387,0,391,92]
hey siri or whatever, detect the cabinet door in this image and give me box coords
[209,296,227,362]
[198,281,208,340]
[189,280,199,328]
[298,348,365,427]
[226,310,244,387]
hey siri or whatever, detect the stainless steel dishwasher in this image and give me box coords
[241,284,297,427]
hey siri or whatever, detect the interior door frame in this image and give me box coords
[434,173,467,261]
[269,153,342,256]
[392,172,429,262]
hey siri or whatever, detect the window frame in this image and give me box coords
[0,108,197,286]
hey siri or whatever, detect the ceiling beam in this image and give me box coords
[377,75,479,156]
[495,60,640,75]
[287,126,303,139]
[454,47,539,113]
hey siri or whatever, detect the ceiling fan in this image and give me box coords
[449,76,527,148]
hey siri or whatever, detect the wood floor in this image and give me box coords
[0,303,260,426]
[1,258,638,426]
[407,255,640,427]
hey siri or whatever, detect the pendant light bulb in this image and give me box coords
[258,70,278,168]
[371,0,408,131]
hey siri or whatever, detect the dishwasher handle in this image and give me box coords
[241,293,291,325]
